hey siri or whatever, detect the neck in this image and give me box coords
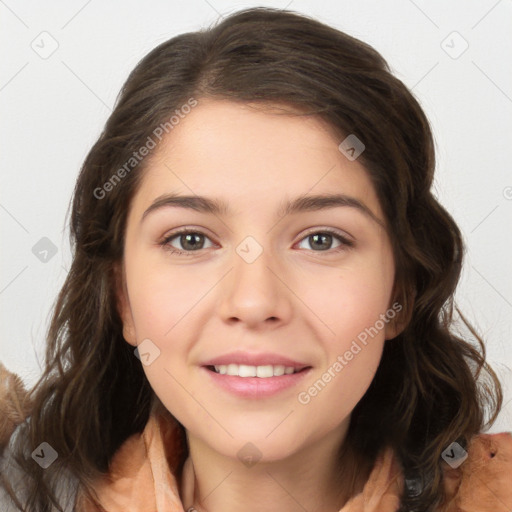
[180,424,370,512]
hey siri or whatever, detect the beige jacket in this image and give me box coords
[1,362,511,512]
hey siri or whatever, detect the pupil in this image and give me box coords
[311,233,331,250]
[182,233,202,250]
[179,233,332,251]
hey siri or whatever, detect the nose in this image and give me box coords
[218,243,293,328]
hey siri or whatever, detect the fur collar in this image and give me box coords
[1,362,511,511]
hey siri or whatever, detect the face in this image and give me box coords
[117,98,399,463]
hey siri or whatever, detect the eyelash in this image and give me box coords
[159,227,354,256]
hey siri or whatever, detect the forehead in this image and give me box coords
[131,99,384,222]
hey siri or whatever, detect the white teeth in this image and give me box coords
[239,364,256,377]
[213,364,299,377]
[257,365,273,378]
[273,365,285,376]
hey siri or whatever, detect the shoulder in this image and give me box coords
[443,432,512,511]
[0,421,33,511]
[0,363,78,512]
[0,362,32,452]
[0,362,32,510]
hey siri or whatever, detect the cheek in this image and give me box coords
[296,250,393,405]
[123,257,210,395]
[305,258,394,342]
[126,256,208,339]
[297,278,388,423]
[124,260,202,418]
[297,341,383,436]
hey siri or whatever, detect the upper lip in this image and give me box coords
[201,351,311,370]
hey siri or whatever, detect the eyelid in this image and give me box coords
[159,226,217,255]
[300,226,354,244]
[294,227,354,252]
[159,226,355,255]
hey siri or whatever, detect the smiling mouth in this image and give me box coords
[205,364,311,378]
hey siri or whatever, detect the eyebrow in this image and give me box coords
[141,192,383,226]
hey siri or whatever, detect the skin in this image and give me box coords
[117,98,402,512]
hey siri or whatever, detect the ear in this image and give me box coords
[114,262,137,347]
[384,282,414,340]
[384,310,406,340]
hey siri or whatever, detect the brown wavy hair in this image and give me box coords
[1,7,502,511]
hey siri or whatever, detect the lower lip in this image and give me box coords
[201,366,312,399]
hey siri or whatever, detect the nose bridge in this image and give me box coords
[219,234,292,325]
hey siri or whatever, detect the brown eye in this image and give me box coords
[308,233,334,251]
[160,227,353,256]
[297,230,354,253]
[177,232,205,251]
[161,230,214,255]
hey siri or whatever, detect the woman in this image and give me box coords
[0,7,509,512]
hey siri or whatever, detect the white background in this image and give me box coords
[1,0,511,432]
